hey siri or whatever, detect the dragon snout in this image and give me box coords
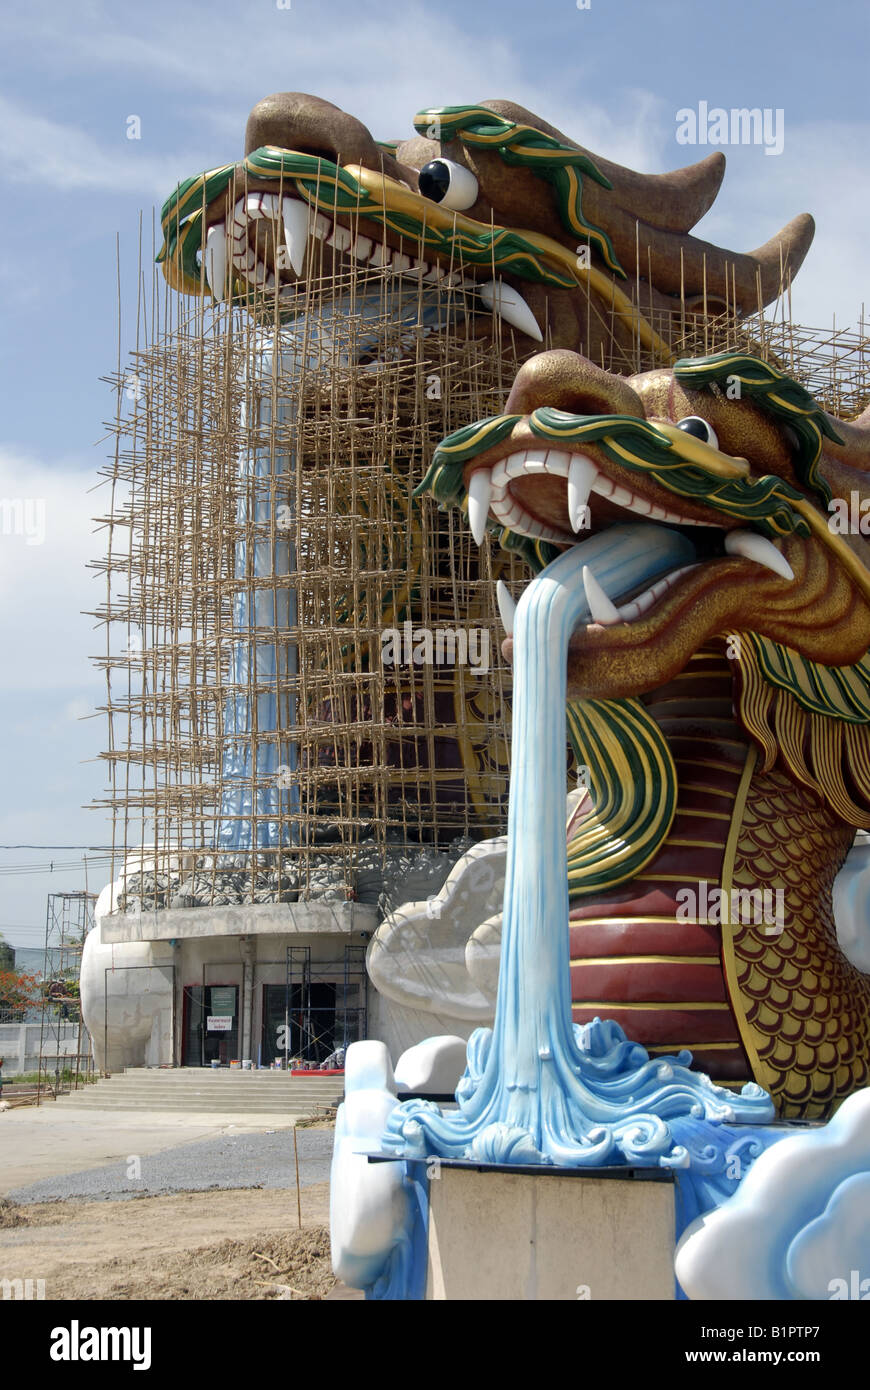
[504,350,647,419]
[244,91,410,184]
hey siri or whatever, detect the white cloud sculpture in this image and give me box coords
[832,838,870,974]
[366,835,506,1022]
[330,1035,466,1292]
[675,1087,870,1300]
[367,792,589,1024]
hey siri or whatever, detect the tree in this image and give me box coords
[0,970,41,1022]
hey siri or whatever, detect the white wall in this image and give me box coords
[0,1022,83,1077]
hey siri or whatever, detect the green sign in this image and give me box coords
[210,987,236,1017]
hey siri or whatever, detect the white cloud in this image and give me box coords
[0,95,203,197]
[0,446,103,693]
[0,2,660,183]
[3,1,515,110]
[3,0,868,349]
[538,88,669,174]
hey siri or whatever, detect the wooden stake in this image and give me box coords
[293,1124,302,1229]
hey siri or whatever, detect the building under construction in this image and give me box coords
[85,240,531,1069]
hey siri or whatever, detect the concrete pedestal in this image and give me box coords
[425,1163,676,1300]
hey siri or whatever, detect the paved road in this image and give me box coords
[6,1127,335,1204]
[0,1104,333,1196]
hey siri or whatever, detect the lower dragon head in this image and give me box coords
[420,350,870,826]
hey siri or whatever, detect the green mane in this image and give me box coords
[414,104,624,278]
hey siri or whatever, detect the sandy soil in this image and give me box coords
[0,1185,338,1300]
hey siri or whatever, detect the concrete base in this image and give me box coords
[425,1164,676,1301]
[100,899,378,944]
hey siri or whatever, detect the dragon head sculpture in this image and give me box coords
[421,349,870,708]
[421,350,870,1118]
[158,92,814,363]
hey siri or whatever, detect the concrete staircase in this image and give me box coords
[53,1067,344,1116]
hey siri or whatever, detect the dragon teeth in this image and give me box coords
[479,279,543,342]
[724,530,794,580]
[568,455,598,533]
[583,566,621,626]
[468,471,493,546]
[496,580,516,637]
[282,197,309,276]
[204,224,227,300]
[327,224,353,252]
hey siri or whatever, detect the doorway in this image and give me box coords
[261,982,336,1065]
[182,984,239,1065]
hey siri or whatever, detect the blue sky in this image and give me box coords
[0,0,867,948]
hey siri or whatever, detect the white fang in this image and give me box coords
[468,471,493,546]
[479,279,543,342]
[583,566,621,625]
[724,530,794,580]
[496,580,517,636]
[204,224,227,300]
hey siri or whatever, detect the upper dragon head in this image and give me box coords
[157,92,814,363]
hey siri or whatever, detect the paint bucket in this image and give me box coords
[242,1059,252,1070]
[210,1059,220,1070]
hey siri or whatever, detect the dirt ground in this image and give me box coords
[0,1184,340,1300]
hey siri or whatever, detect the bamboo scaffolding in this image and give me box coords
[89,237,870,909]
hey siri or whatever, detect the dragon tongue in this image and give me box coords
[498,524,697,641]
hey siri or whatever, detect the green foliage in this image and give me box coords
[0,969,41,1020]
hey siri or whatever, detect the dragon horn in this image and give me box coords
[600,151,727,235]
[741,212,817,305]
[602,210,815,310]
[478,100,726,234]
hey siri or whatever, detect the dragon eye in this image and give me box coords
[676,416,719,449]
[418,159,479,211]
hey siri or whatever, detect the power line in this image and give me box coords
[0,856,115,879]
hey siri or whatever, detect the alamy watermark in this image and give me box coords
[828,493,870,534]
[676,880,784,936]
[828,1270,870,1300]
[381,621,490,675]
[50,1322,151,1370]
[676,103,784,156]
[2,1276,45,1300]
[0,498,45,546]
